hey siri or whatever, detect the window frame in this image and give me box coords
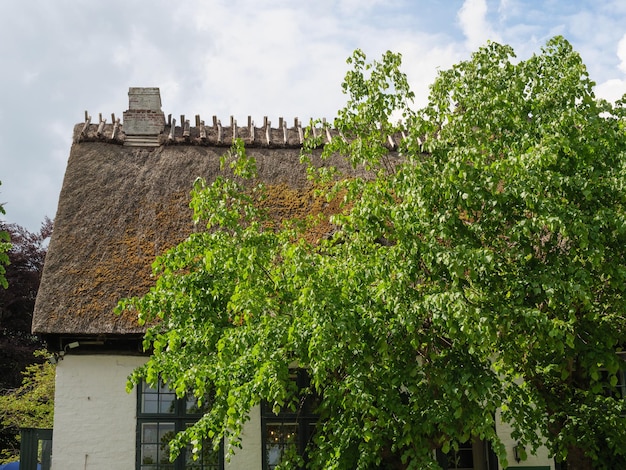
[261,370,318,470]
[136,380,224,470]
[436,437,499,470]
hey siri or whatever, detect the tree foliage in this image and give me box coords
[0,354,55,463]
[0,218,53,463]
[120,37,626,469]
[0,217,53,329]
[0,187,11,290]
[0,217,53,388]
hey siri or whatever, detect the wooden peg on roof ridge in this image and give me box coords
[397,120,406,141]
[183,119,190,138]
[195,115,201,127]
[112,118,121,140]
[200,120,207,140]
[277,117,283,143]
[282,118,288,145]
[375,122,394,149]
[322,118,332,143]
[264,116,271,145]
[216,119,223,144]
[310,118,318,140]
[97,116,106,137]
[180,115,185,128]
[296,118,303,144]
[232,117,237,141]
[111,113,116,125]
[168,118,177,141]
[80,112,91,138]
[248,116,255,144]
[167,114,172,126]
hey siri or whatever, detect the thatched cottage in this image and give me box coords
[32,88,556,470]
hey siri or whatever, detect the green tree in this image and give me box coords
[0,187,10,290]
[0,217,53,462]
[0,354,55,463]
[120,37,626,469]
[0,217,53,388]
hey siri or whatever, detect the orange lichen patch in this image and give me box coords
[60,191,195,332]
[51,179,345,333]
[67,182,344,332]
[260,182,345,243]
[33,140,379,335]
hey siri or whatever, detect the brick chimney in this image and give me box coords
[123,87,165,147]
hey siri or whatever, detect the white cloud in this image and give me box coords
[595,79,626,103]
[22,70,40,85]
[594,34,626,103]
[458,0,501,50]
[618,34,626,75]
[497,0,513,20]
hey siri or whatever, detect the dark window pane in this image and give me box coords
[265,423,298,470]
[184,423,221,469]
[158,423,175,464]
[446,440,475,469]
[140,422,175,467]
[141,444,158,465]
[261,370,318,470]
[185,445,220,469]
[141,383,176,415]
[142,423,158,444]
[185,394,203,415]
[617,370,626,398]
[454,449,474,468]
[142,385,159,414]
[159,394,176,414]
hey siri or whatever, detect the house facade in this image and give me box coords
[32,88,556,470]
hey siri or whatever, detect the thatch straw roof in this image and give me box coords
[32,123,365,336]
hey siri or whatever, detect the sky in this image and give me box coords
[2,0,626,232]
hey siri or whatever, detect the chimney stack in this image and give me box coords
[123,87,165,147]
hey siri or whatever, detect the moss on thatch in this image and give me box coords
[33,125,364,335]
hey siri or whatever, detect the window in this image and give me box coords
[436,438,499,470]
[137,381,223,470]
[602,368,626,399]
[616,369,626,398]
[261,370,318,470]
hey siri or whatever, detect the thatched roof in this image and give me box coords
[32,123,364,336]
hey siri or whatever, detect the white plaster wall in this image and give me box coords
[50,354,145,470]
[50,354,264,470]
[496,410,555,469]
[50,355,554,470]
[226,405,262,470]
